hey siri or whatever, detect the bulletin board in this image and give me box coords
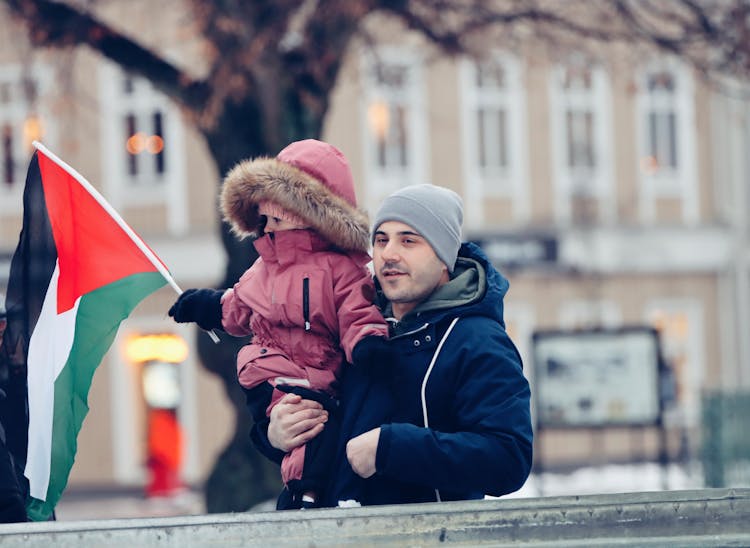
[532,326,662,428]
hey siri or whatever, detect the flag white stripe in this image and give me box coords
[24,263,78,500]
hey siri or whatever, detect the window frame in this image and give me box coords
[0,63,54,215]
[460,52,529,226]
[360,47,428,207]
[635,60,698,224]
[549,57,615,225]
[98,61,188,234]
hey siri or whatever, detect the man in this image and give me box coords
[262,184,533,505]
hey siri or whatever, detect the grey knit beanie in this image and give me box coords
[372,184,463,272]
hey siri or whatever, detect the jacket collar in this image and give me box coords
[253,229,331,266]
[377,254,488,333]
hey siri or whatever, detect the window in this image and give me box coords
[549,57,614,224]
[0,65,51,214]
[460,52,528,225]
[641,71,679,179]
[119,75,168,187]
[475,60,509,177]
[562,67,595,180]
[99,62,187,233]
[0,77,24,191]
[362,49,427,204]
[636,60,697,222]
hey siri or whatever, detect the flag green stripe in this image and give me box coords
[26,271,165,521]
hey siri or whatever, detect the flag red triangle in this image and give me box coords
[37,151,161,314]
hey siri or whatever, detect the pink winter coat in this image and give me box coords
[221,228,387,396]
[219,139,385,487]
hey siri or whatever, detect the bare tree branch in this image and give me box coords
[3,0,211,111]
[368,0,750,83]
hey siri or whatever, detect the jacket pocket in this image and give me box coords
[236,344,306,390]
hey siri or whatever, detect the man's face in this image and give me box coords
[373,221,449,320]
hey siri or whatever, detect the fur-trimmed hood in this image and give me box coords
[220,140,371,253]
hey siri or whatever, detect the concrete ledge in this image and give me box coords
[1,489,749,547]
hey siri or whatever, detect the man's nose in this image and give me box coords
[380,240,399,262]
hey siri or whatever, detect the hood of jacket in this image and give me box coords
[377,241,508,333]
[220,140,371,253]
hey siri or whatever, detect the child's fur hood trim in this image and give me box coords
[220,157,371,253]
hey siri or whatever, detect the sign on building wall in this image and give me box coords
[532,326,662,427]
[469,233,558,270]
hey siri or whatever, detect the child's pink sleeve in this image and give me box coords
[332,258,388,363]
[220,267,256,337]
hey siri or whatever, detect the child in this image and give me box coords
[168,139,388,509]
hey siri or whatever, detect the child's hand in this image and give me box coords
[268,393,328,452]
[168,288,224,330]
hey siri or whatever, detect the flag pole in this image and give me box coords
[32,141,220,344]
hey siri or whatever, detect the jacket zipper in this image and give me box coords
[419,317,460,504]
[303,277,311,331]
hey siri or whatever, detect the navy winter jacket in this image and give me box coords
[328,242,533,505]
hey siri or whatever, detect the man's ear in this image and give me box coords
[439,262,451,282]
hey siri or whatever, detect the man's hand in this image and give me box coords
[346,427,381,478]
[268,393,328,452]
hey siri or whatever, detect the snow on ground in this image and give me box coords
[502,462,704,499]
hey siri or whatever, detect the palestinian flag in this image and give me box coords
[0,143,170,521]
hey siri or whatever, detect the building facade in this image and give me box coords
[1,4,749,492]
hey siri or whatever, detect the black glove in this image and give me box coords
[351,335,392,374]
[168,288,224,331]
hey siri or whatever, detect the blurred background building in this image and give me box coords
[0,0,749,516]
